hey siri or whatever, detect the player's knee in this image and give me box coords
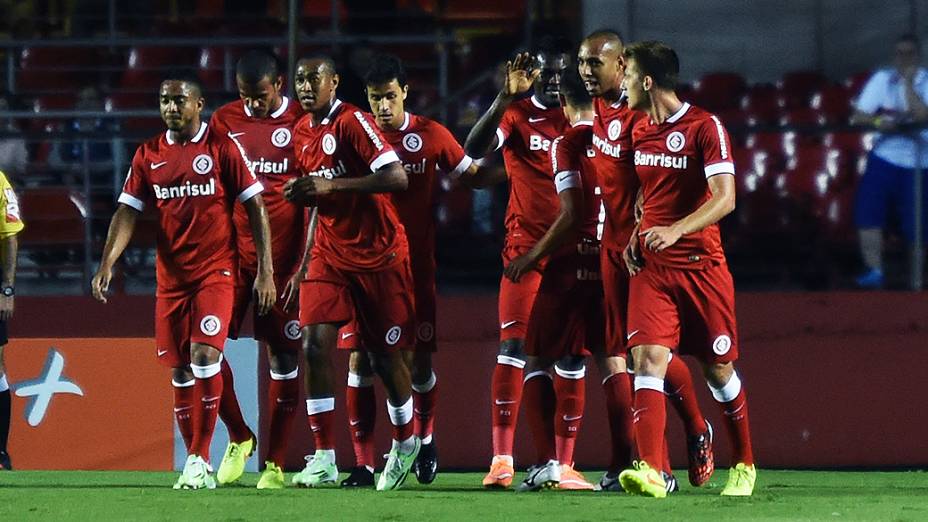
[268,351,298,375]
[172,366,194,383]
[630,345,670,377]
[595,354,626,377]
[348,350,373,376]
[554,354,586,373]
[302,328,332,363]
[497,338,526,365]
[703,361,734,389]
[190,343,221,367]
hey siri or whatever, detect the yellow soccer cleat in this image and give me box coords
[257,461,286,490]
[216,435,256,485]
[721,463,756,496]
[482,456,515,489]
[619,461,667,498]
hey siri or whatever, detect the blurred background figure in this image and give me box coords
[0,96,28,185]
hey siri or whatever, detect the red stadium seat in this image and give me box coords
[740,84,780,127]
[106,93,162,132]
[693,72,747,112]
[780,146,844,199]
[810,84,853,125]
[823,131,874,158]
[18,188,87,247]
[121,46,201,91]
[20,46,103,70]
[777,70,829,109]
[198,47,228,91]
[16,70,84,93]
[745,131,787,163]
[844,70,872,98]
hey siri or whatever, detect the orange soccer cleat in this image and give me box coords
[558,464,595,490]
[482,456,515,489]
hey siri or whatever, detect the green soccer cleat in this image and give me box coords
[291,451,339,488]
[217,435,256,485]
[618,461,667,498]
[721,463,757,496]
[175,455,217,490]
[376,437,421,491]
[257,461,286,490]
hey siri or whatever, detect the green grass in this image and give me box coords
[1,470,927,521]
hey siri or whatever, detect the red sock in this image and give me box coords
[346,375,377,468]
[554,368,585,466]
[412,372,438,441]
[632,379,666,467]
[718,387,755,466]
[602,372,635,472]
[307,397,336,451]
[266,370,299,467]
[491,360,524,456]
[219,357,252,443]
[190,371,223,460]
[388,397,415,442]
[522,372,556,463]
[661,435,672,474]
[664,355,707,435]
[172,380,195,452]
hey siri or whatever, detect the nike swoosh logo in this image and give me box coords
[157,349,167,356]
[201,396,220,403]
[150,161,167,170]
[562,414,583,422]
[495,399,516,405]
[341,332,354,339]
[173,406,191,412]
[500,320,518,329]
[228,132,246,138]
[627,330,640,340]
[349,419,362,426]
[528,117,546,123]
[276,398,294,404]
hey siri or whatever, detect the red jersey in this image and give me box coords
[550,120,602,244]
[496,95,568,250]
[293,99,407,271]
[591,96,646,251]
[210,96,304,275]
[381,111,472,262]
[631,102,734,269]
[118,122,263,295]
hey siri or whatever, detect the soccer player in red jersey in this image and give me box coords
[617,41,756,498]
[579,29,713,492]
[464,36,572,488]
[91,71,275,490]
[283,56,420,491]
[208,51,306,489]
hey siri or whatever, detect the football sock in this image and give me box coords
[387,397,415,451]
[709,372,755,466]
[522,371,556,463]
[633,376,667,467]
[412,371,437,443]
[602,372,635,472]
[491,356,525,457]
[218,356,252,443]
[306,397,336,451]
[190,360,223,460]
[554,365,585,466]
[266,368,299,467]
[0,374,10,453]
[171,377,195,452]
[664,354,708,435]
[346,373,376,468]
[661,435,672,475]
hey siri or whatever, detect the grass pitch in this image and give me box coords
[1,469,927,521]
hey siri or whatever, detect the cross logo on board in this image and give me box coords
[13,349,84,426]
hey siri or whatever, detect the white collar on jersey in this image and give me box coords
[243,96,291,119]
[398,112,411,131]
[530,95,548,110]
[665,102,691,124]
[319,99,343,125]
[610,92,627,109]
[165,121,207,145]
[571,120,594,127]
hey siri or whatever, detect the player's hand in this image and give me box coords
[254,270,277,316]
[0,295,14,321]
[623,238,644,276]
[91,266,113,303]
[503,253,538,283]
[502,52,540,99]
[640,225,683,253]
[284,176,334,204]
[281,268,305,313]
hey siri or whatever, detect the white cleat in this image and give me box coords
[516,459,561,492]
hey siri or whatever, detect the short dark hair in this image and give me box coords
[364,54,408,87]
[236,50,280,84]
[534,35,573,59]
[623,41,680,90]
[584,28,624,46]
[559,69,592,108]
[299,54,337,75]
[161,68,203,95]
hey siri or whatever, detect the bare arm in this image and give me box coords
[243,194,276,315]
[640,174,736,252]
[503,187,581,282]
[282,206,318,312]
[0,234,17,321]
[91,204,139,303]
[284,162,408,204]
[457,162,508,189]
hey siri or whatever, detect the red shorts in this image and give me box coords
[230,268,301,353]
[601,246,630,353]
[155,272,235,368]
[626,260,739,364]
[498,244,544,342]
[300,256,416,353]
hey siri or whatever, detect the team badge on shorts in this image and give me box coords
[712,334,732,355]
[416,322,434,342]
[385,326,402,346]
[666,131,686,152]
[402,133,423,153]
[284,320,301,340]
[200,315,222,336]
[322,133,337,155]
[607,120,622,140]
[271,127,292,148]
[192,154,214,175]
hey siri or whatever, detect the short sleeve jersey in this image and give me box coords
[381,111,472,262]
[292,99,407,271]
[118,122,264,295]
[631,102,734,269]
[591,96,646,252]
[496,95,568,250]
[210,96,305,274]
[0,171,24,238]
[551,121,602,245]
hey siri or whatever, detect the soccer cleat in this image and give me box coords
[291,451,339,488]
[340,466,375,488]
[413,441,438,484]
[256,461,286,490]
[482,456,515,489]
[217,434,256,485]
[662,471,679,494]
[720,462,756,496]
[619,461,667,498]
[559,464,595,491]
[516,460,560,492]
[175,455,217,490]
[377,437,422,491]
[687,420,715,487]
[594,471,621,492]
[0,451,11,471]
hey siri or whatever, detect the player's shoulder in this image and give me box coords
[212,100,244,122]
[410,113,452,137]
[137,131,168,157]
[280,96,304,120]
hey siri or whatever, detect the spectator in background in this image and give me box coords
[852,33,928,289]
[0,96,27,184]
[47,86,114,186]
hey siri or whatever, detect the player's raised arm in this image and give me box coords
[92,203,139,303]
[464,52,538,158]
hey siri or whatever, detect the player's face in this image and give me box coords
[578,38,623,97]
[159,81,203,132]
[621,58,649,111]
[295,60,339,113]
[237,74,283,119]
[534,53,569,106]
[366,79,408,130]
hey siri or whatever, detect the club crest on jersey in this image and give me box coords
[417,322,434,342]
[192,154,213,175]
[712,334,732,355]
[271,127,292,148]
[607,120,622,140]
[284,320,301,340]
[200,315,222,336]
[666,131,686,152]
[322,133,337,155]
[402,133,423,153]
[385,326,402,346]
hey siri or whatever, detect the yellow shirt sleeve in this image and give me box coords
[0,172,25,238]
